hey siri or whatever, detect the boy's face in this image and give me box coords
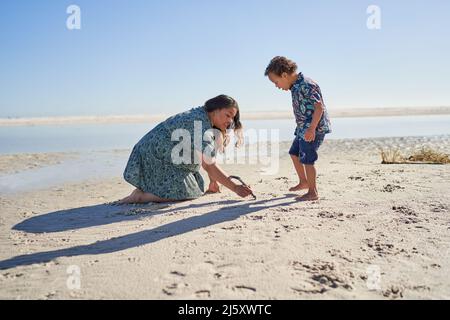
[268,72,292,91]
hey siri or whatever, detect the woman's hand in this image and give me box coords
[201,153,254,198]
[206,181,221,193]
[233,184,253,198]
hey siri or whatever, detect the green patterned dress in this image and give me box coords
[123,106,217,200]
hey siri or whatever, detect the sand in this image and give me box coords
[0,153,77,175]
[0,136,449,299]
[1,106,449,126]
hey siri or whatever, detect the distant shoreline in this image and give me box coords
[1,106,449,127]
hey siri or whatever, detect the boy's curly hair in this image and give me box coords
[264,56,298,77]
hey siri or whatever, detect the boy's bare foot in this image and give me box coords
[296,192,319,201]
[205,181,221,194]
[289,183,309,192]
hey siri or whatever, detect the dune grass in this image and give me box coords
[381,148,450,164]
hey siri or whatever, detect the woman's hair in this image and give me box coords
[204,94,243,150]
[264,56,298,77]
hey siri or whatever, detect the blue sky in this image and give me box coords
[0,0,449,117]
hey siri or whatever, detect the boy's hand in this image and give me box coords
[304,128,316,142]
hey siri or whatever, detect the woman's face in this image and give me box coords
[211,107,238,131]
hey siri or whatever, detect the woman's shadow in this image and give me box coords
[13,199,244,233]
[1,194,298,270]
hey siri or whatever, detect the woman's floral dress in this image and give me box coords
[123,106,216,200]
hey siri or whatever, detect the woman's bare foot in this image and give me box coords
[117,189,141,204]
[117,188,168,204]
[295,192,319,201]
[289,183,309,192]
[205,181,221,194]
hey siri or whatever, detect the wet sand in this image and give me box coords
[0,153,77,175]
[1,106,450,126]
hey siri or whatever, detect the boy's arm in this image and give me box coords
[304,102,324,142]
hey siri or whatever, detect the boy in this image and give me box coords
[265,56,331,201]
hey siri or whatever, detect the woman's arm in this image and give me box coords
[201,154,253,198]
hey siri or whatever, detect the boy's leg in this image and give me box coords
[295,134,324,201]
[296,164,318,201]
[289,155,309,191]
[289,136,309,191]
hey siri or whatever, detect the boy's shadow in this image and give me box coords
[1,194,298,270]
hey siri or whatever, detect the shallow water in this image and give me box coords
[1,115,449,194]
[0,151,129,194]
[1,115,449,155]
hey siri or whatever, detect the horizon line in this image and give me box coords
[1,106,450,127]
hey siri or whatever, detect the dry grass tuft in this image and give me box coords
[380,148,450,164]
[380,149,406,164]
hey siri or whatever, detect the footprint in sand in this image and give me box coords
[245,215,265,221]
[87,259,99,266]
[1,272,24,280]
[232,285,256,293]
[290,260,353,292]
[328,249,354,263]
[282,224,299,232]
[382,184,405,193]
[276,207,297,213]
[157,268,190,296]
[170,271,186,277]
[317,211,344,219]
[382,285,404,299]
[195,290,211,298]
[429,203,448,213]
[392,205,418,216]
[391,206,421,225]
[363,238,412,257]
[221,224,243,230]
[311,274,352,290]
[348,176,365,181]
[162,282,188,296]
[292,286,328,295]
[44,291,57,299]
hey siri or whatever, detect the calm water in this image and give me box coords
[1,114,449,193]
[1,115,450,155]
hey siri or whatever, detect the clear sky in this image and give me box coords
[1,0,449,117]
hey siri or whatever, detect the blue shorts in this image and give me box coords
[289,134,325,165]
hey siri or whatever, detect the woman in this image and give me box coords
[118,95,253,204]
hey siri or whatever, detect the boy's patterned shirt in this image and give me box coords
[290,73,331,137]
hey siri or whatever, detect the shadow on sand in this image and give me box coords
[1,195,298,270]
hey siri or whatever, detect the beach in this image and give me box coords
[2,0,450,303]
[1,106,450,126]
[0,135,449,299]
